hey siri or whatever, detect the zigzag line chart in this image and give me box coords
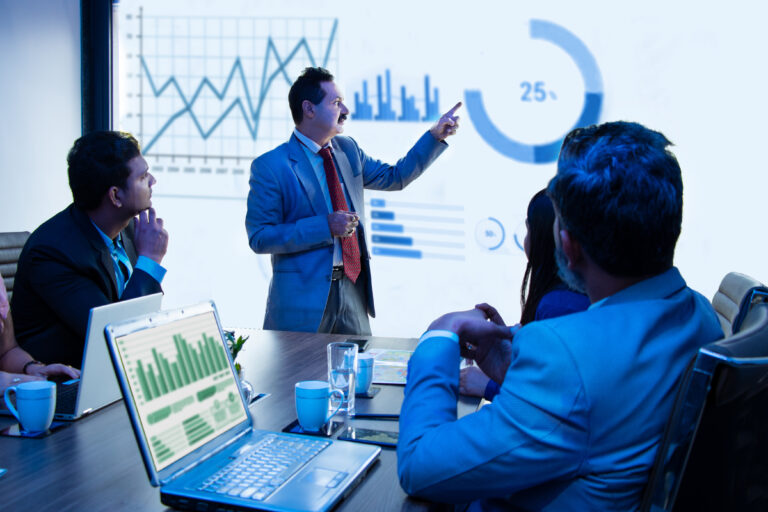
[119,10,339,166]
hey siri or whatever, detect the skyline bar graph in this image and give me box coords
[352,81,373,120]
[352,70,439,122]
[422,75,440,121]
[375,70,397,121]
[399,86,420,121]
[134,333,229,402]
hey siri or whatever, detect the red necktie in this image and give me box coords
[319,147,361,283]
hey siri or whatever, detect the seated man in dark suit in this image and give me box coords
[11,131,168,368]
[397,121,724,510]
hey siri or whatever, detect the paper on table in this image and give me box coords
[367,348,413,385]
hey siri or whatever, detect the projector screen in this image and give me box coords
[115,0,768,336]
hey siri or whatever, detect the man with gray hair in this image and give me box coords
[397,121,723,510]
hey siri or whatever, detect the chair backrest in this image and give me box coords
[0,231,30,300]
[712,272,767,336]
[641,300,768,512]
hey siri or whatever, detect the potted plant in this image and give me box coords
[224,330,253,402]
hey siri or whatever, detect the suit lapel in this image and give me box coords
[332,139,362,213]
[71,205,120,298]
[288,134,329,215]
[122,224,138,264]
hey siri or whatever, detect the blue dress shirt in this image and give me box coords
[92,222,166,297]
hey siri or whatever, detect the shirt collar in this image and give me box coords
[293,128,330,153]
[592,267,686,309]
[90,220,123,251]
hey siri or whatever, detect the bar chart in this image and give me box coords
[114,311,248,471]
[367,197,466,260]
[351,70,441,122]
[134,333,229,402]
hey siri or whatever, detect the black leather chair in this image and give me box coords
[641,299,768,511]
[0,231,30,300]
[711,271,768,336]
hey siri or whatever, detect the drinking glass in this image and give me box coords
[327,342,358,415]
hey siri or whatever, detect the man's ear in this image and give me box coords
[559,228,583,269]
[302,100,315,119]
[107,186,122,208]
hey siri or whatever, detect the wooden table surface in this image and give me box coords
[0,329,475,511]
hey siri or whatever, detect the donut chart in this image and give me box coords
[475,217,506,251]
[465,19,603,164]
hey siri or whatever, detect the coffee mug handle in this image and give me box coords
[3,387,21,424]
[325,389,345,423]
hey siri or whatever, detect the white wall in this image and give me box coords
[0,0,81,232]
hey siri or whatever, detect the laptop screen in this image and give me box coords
[111,309,248,471]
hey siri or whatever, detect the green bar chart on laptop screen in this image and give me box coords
[131,333,229,402]
[116,311,247,471]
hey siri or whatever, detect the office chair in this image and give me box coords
[0,231,30,300]
[640,299,768,512]
[712,271,767,336]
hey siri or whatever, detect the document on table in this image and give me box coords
[367,348,413,385]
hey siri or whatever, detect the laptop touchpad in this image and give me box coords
[301,468,347,488]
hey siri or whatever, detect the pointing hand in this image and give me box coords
[430,101,462,141]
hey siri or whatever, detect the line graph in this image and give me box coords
[119,12,340,170]
[139,20,338,154]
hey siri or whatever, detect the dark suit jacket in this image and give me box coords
[11,204,163,367]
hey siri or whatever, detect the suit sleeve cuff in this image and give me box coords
[419,330,459,345]
[135,256,167,283]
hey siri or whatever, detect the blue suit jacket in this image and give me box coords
[246,131,446,332]
[12,204,163,367]
[398,268,723,510]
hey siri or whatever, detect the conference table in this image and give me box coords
[0,330,479,511]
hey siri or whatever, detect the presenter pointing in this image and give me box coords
[246,66,460,335]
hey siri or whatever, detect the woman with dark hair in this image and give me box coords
[460,189,590,399]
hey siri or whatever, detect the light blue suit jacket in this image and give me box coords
[398,267,723,511]
[246,131,446,331]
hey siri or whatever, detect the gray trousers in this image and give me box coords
[317,270,372,336]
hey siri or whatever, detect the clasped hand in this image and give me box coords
[427,306,513,384]
[328,211,359,238]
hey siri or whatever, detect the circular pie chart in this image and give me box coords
[465,19,603,164]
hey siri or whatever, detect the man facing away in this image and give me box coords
[246,66,460,335]
[12,131,168,368]
[397,121,723,510]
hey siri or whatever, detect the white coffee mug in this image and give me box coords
[355,354,375,394]
[4,380,56,433]
[295,380,344,432]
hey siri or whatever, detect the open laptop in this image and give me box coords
[104,301,380,512]
[1,293,163,420]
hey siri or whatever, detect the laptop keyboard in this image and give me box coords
[198,434,330,501]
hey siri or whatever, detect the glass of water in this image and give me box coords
[327,342,358,416]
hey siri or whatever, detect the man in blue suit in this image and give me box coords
[246,67,460,334]
[398,122,724,510]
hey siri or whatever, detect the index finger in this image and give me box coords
[444,101,462,117]
[148,207,157,224]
